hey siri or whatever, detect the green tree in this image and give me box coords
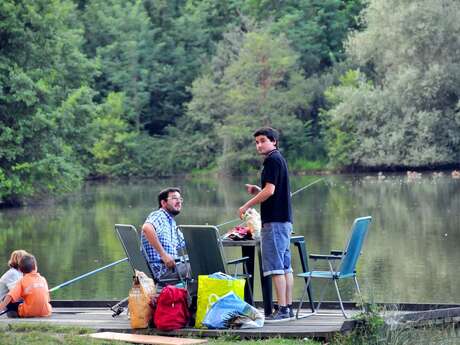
[141,0,243,134]
[241,0,364,76]
[0,0,97,205]
[323,0,460,168]
[177,26,313,175]
[82,0,152,131]
[91,92,134,176]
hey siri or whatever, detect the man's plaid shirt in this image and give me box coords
[140,208,185,280]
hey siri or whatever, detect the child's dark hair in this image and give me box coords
[158,187,181,208]
[19,254,37,274]
[253,127,279,147]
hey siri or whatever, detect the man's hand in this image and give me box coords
[239,205,249,220]
[245,184,261,195]
[161,253,176,269]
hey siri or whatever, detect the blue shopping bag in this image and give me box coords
[202,291,264,329]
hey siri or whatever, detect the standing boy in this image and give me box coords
[239,127,293,322]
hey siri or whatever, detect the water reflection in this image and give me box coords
[0,174,459,303]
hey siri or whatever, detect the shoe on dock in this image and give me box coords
[272,303,295,320]
[265,308,291,323]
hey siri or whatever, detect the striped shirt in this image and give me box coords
[140,208,185,280]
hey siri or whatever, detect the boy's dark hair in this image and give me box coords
[19,254,36,274]
[158,187,181,208]
[253,127,279,147]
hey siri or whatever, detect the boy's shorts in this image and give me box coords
[260,222,293,277]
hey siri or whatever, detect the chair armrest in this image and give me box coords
[157,277,180,283]
[174,255,189,263]
[227,256,250,265]
[309,254,342,260]
[330,250,343,256]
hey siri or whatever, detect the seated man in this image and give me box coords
[141,187,189,287]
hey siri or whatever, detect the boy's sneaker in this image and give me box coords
[273,303,295,319]
[288,305,295,319]
[265,308,291,323]
[6,311,19,318]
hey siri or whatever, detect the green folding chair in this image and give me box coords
[179,224,253,305]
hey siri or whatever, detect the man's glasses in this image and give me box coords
[167,197,183,203]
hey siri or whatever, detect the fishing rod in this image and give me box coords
[49,257,128,293]
[215,177,325,228]
[45,179,326,292]
[290,177,324,196]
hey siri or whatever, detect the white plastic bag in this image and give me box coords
[244,208,261,239]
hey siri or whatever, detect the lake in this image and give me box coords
[0,173,459,304]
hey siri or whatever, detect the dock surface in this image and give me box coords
[0,307,357,340]
[2,303,459,341]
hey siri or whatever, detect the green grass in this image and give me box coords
[1,321,459,345]
[327,304,460,345]
[0,323,120,345]
[208,337,319,345]
[0,324,321,345]
[190,164,219,177]
[330,323,460,345]
[289,159,328,172]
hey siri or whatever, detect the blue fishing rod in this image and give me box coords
[215,177,325,228]
[44,178,325,294]
[0,257,129,316]
[49,257,128,293]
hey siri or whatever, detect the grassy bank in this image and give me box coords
[0,324,320,345]
[1,321,459,345]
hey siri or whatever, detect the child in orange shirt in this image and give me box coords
[0,250,28,300]
[0,254,52,317]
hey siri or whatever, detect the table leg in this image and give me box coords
[294,240,315,312]
[241,246,255,306]
[257,245,273,316]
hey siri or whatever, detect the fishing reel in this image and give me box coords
[109,297,128,317]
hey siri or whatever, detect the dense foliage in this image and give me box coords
[2,0,459,205]
[322,0,460,168]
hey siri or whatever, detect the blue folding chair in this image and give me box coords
[296,216,372,319]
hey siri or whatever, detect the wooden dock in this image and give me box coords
[0,302,357,340]
[1,301,459,341]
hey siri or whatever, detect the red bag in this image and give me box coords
[153,285,190,330]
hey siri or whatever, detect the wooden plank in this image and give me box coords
[156,328,340,340]
[50,300,460,311]
[0,307,353,340]
[88,332,207,345]
[394,307,460,323]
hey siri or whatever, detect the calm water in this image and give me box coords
[0,174,459,304]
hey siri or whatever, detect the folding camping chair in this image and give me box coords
[111,223,188,316]
[296,216,372,319]
[179,224,253,304]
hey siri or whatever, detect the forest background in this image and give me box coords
[1,0,460,206]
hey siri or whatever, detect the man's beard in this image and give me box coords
[167,207,180,216]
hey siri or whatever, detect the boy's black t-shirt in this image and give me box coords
[260,149,292,224]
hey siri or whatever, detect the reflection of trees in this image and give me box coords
[317,176,460,303]
[0,175,459,302]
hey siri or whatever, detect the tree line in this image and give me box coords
[1,0,459,206]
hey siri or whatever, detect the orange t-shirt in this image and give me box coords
[8,271,52,317]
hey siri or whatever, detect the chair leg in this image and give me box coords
[296,276,319,319]
[246,277,253,305]
[333,279,348,319]
[354,276,365,313]
[296,276,313,319]
[316,279,331,312]
[243,262,254,305]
